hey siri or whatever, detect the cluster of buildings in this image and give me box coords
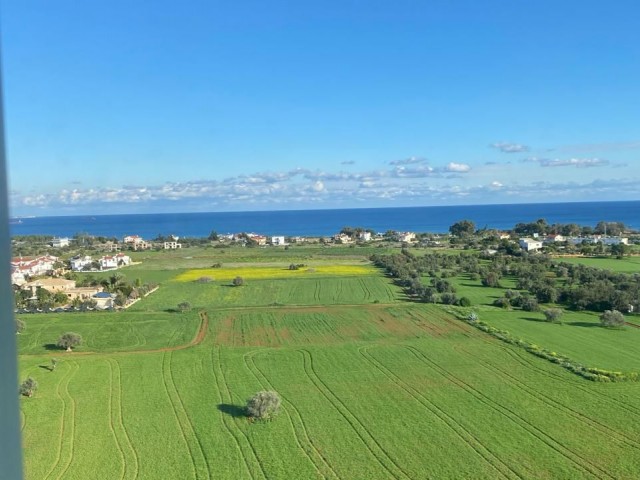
[20,278,116,309]
[519,234,629,252]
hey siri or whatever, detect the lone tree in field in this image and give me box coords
[600,309,625,328]
[246,391,281,421]
[232,276,245,287]
[50,358,58,371]
[543,308,564,324]
[177,301,192,312]
[15,318,26,334]
[57,332,82,352]
[19,377,38,397]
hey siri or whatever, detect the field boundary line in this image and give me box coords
[111,358,140,479]
[106,359,127,480]
[160,352,198,479]
[458,345,640,451]
[298,348,412,480]
[244,350,340,480]
[167,350,212,479]
[404,345,615,480]
[214,347,267,480]
[359,345,522,480]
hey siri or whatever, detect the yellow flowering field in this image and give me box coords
[174,264,377,282]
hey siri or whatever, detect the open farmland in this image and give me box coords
[554,255,640,273]
[18,247,640,479]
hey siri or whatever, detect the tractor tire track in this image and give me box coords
[110,358,140,479]
[167,351,212,479]
[106,359,127,479]
[244,350,340,480]
[54,360,79,480]
[359,345,522,480]
[298,348,412,480]
[209,348,255,479]
[457,345,640,452]
[214,347,267,480]
[404,345,615,480]
[160,352,198,479]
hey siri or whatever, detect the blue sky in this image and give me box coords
[2,1,639,216]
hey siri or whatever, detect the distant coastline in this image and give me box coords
[9,200,640,239]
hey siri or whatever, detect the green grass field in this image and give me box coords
[554,255,640,273]
[18,248,640,479]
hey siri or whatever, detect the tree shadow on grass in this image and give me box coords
[567,321,600,328]
[217,403,246,418]
[38,364,54,371]
[521,317,547,323]
[43,343,63,351]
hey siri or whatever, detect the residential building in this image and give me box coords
[51,237,70,248]
[271,236,286,246]
[93,291,116,309]
[70,255,93,271]
[358,231,372,242]
[163,241,182,249]
[519,238,543,251]
[99,253,131,270]
[396,232,416,243]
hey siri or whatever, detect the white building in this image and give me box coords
[70,255,93,271]
[358,231,372,242]
[396,232,416,243]
[271,236,286,246]
[519,238,543,251]
[51,237,70,248]
[163,241,182,249]
[99,253,131,270]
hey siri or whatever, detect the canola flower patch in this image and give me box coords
[174,264,377,282]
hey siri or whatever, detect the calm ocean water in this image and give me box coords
[9,201,640,239]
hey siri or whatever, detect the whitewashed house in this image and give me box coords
[519,238,543,251]
[271,236,286,246]
[51,237,70,248]
[358,231,372,242]
[70,255,93,271]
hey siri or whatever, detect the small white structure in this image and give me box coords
[163,241,182,249]
[124,235,150,250]
[519,238,543,251]
[51,237,70,248]
[396,232,416,243]
[99,253,131,270]
[271,236,286,246]
[358,231,372,242]
[70,255,93,271]
[599,237,629,246]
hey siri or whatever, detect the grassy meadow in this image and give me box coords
[17,246,640,479]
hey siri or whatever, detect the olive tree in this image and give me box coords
[246,391,281,421]
[600,309,625,328]
[19,377,38,397]
[57,332,82,352]
[542,308,563,324]
[232,276,245,287]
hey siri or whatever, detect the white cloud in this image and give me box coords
[389,156,427,166]
[525,157,610,168]
[445,162,471,173]
[491,142,530,153]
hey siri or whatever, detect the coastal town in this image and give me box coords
[10,220,635,314]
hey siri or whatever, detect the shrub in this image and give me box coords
[519,296,539,312]
[542,308,564,323]
[177,301,191,312]
[467,312,479,322]
[57,332,82,352]
[493,297,510,309]
[19,377,38,397]
[246,391,281,421]
[15,318,26,334]
[196,276,213,283]
[459,297,471,307]
[600,309,625,328]
[232,276,245,287]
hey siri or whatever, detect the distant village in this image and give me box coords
[10,220,636,314]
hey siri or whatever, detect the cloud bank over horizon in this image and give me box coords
[10,156,638,216]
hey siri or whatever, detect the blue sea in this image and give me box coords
[9,201,640,239]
